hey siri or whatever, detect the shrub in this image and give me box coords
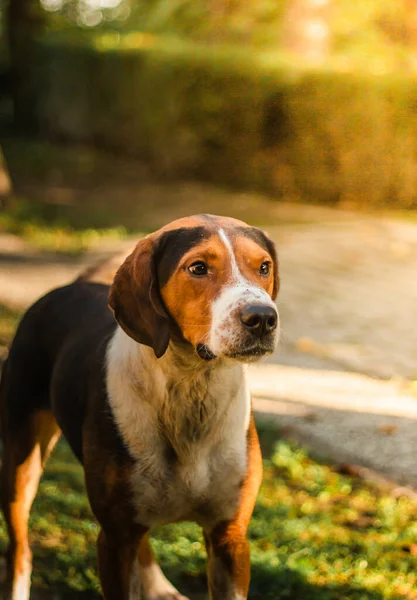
[33,32,417,208]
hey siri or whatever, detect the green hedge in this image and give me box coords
[34,32,417,208]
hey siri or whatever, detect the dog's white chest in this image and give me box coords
[129,433,247,528]
[127,381,250,528]
[106,330,251,528]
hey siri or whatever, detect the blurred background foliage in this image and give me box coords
[1,0,416,64]
[1,0,417,225]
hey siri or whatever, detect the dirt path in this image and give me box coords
[250,364,417,489]
[273,216,417,379]
[0,191,416,486]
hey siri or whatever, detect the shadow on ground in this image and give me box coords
[0,562,386,600]
[249,564,384,600]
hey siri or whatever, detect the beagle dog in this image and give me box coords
[0,214,280,600]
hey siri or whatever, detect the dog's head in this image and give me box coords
[109,214,280,362]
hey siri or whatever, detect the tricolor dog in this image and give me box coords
[0,214,280,600]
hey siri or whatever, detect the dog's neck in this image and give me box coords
[108,326,230,393]
[106,327,248,456]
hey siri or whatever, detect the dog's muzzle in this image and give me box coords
[198,303,279,362]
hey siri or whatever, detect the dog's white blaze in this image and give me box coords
[209,229,278,356]
[218,228,242,282]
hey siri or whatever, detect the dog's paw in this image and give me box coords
[147,592,190,600]
[141,570,190,600]
[140,561,191,600]
[151,595,190,600]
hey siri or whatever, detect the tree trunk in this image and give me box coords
[7,0,45,131]
[0,147,12,208]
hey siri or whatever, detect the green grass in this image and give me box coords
[0,422,416,599]
[0,198,128,254]
[0,304,21,347]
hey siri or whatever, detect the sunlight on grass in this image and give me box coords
[0,198,128,254]
[20,225,128,254]
[0,420,416,599]
[0,305,21,348]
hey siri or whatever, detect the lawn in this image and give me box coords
[0,197,128,254]
[0,421,416,599]
[0,310,417,599]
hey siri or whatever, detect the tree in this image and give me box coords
[7,0,45,130]
[0,146,12,208]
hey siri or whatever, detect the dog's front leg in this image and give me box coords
[205,523,251,600]
[97,528,190,600]
[205,414,263,600]
[137,532,190,600]
[97,529,144,600]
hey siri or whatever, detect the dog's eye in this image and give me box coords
[259,261,271,276]
[188,261,208,276]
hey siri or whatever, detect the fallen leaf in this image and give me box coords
[377,424,399,436]
[303,411,319,422]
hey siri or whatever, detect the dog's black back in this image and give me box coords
[0,281,116,462]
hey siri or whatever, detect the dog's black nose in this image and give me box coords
[240,305,277,337]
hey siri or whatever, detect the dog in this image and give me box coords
[0,214,280,600]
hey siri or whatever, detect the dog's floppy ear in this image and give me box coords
[108,236,170,358]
